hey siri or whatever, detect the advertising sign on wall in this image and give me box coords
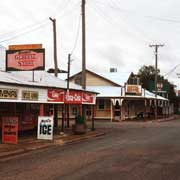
[82,92,96,104]
[22,91,39,101]
[47,89,96,104]
[0,88,17,99]
[125,85,142,96]
[65,90,82,104]
[47,89,64,102]
[37,116,54,140]
[2,116,18,144]
[6,49,45,71]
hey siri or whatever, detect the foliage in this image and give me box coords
[75,114,85,124]
[138,65,176,102]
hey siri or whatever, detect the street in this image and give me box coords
[1,120,180,180]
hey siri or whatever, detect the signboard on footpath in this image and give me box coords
[6,48,45,71]
[2,117,18,144]
[37,116,54,140]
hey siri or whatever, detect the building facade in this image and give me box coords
[68,69,169,121]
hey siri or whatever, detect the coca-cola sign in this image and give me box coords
[6,49,45,71]
[82,92,95,104]
[47,89,64,102]
[47,89,96,104]
[65,91,82,104]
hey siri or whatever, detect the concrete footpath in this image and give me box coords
[0,129,105,161]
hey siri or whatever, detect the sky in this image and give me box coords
[1,0,180,88]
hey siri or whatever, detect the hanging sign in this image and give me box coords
[6,49,45,71]
[37,116,54,140]
[2,116,18,144]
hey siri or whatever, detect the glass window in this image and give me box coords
[98,99,105,110]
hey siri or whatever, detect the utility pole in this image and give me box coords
[49,17,59,129]
[149,44,164,120]
[66,54,71,128]
[82,0,86,89]
[49,17,58,77]
[81,0,86,120]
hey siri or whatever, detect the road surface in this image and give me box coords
[1,120,180,180]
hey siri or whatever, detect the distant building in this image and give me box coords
[69,69,169,121]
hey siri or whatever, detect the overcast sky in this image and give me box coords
[1,0,180,88]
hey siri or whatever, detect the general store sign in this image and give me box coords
[47,89,96,104]
[6,49,45,71]
[22,90,38,101]
[125,85,142,96]
[0,89,17,99]
[37,116,53,140]
[2,116,18,144]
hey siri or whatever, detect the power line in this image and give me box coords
[92,0,180,24]
[88,2,153,43]
[0,1,80,44]
[0,22,49,44]
[164,64,180,77]
[70,14,81,55]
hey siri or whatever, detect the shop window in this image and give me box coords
[86,110,91,116]
[115,101,120,109]
[98,99,105,110]
[74,75,82,85]
[72,107,78,115]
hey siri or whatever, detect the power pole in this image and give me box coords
[49,17,58,77]
[149,44,164,120]
[66,54,71,128]
[49,17,59,129]
[81,0,86,89]
[81,0,86,120]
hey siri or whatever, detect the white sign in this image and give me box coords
[37,116,54,140]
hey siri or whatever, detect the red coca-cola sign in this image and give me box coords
[82,92,95,104]
[65,90,82,104]
[48,89,96,104]
[47,89,64,102]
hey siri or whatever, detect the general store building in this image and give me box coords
[0,70,96,135]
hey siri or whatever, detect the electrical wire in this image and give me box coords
[164,64,180,77]
[92,0,180,24]
[70,14,81,55]
[0,0,80,44]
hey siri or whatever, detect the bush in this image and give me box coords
[75,114,85,124]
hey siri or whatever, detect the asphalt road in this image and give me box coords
[1,120,180,180]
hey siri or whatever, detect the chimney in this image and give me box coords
[110,68,117,73]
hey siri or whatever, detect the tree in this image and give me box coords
[138,65,176,102]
